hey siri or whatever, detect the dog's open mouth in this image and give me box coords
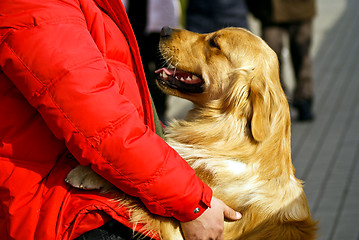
[155,68,204,93]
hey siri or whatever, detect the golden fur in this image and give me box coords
[66,27,317,239]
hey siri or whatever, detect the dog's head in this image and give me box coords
[156,27,288,142]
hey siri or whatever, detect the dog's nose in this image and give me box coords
[160,26,172,38]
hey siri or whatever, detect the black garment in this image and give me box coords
[127,0,147,56]
[143,32,168,123]
[75,220,152,240]
[186,0,248,33]
[127,1,167,122]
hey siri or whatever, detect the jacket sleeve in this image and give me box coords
[0,0,212,222]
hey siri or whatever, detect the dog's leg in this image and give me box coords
[65,165,113,190]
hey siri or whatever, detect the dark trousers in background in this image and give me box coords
[261,20,314,102]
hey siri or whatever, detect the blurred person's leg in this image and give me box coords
[261,23,287,93]
[289,20,314,121]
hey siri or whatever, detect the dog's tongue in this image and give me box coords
[155,68,174,75]
[155,68,202,84]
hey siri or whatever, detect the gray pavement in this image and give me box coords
[165,0,359,239]
[291,0,359,239]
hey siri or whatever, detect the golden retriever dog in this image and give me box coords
[66,27,317,239]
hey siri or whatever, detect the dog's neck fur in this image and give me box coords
[165,100,293,180]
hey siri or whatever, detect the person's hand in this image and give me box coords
[180,196,241,240]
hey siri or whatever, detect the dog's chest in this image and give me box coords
[168,141,251,183]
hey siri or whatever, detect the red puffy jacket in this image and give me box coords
[0,0,212,239]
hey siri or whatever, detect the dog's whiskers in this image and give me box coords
[163,56,173,67]
[161,55,180,72]
[174,62,179,71]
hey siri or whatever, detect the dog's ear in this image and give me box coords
[218,64,275,142]
[250,70,271,142]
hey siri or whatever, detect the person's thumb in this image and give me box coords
[223,204,242,221]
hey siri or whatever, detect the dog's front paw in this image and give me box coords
[65,165,113,191]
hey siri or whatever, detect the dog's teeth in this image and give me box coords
[192,75,199,80]
[180,77,184,81]
[186,76,192,81]
[162,72,168,78]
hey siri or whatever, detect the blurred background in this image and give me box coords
[124,0,359,239]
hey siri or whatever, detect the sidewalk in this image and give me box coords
[165,0,359,239]
[291,0,359,239]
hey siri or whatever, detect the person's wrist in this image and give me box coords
[173,184,212,222]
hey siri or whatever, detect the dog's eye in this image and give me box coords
[209,37,220,50]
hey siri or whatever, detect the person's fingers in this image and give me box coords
[222,203,242,221]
